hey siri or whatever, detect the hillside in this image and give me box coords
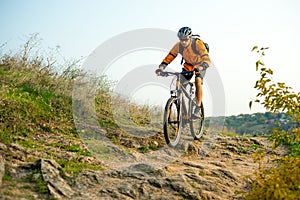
[0,48,287,199]
[208,112,297,136]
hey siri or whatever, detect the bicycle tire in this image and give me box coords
[190,102,205,140]
[163,97,182,147]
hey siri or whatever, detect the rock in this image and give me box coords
[9,162,37,179]
[7,143,28,162]
[109,167,149,180]
[0,142,7,152]
[9,143,25,152]
[218,169,237,182]
[0,154,4,187]
[127,163,166,177]
[0,142,6,188]
[187,142,199,153]
[75,170,103,190]
[78,156,106,167]
[117,182,137,199]
[227,146,238,152]
[221,151,232,158]
[148,177,165,188]
[38,159,75,199]
[185,173,210,186]
[168,180,200,199]
[152,141,159,147]
[209,161,226,168]
[183,161,205,169]
[250,138,262,146]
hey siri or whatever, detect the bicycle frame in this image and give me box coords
[170,72,196,122]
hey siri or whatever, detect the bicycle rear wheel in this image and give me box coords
[190,102,205,140]
[163,98,182,147]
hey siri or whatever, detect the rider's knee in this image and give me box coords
[195,77,202,85]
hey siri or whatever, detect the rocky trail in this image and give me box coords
[0,132,285,200]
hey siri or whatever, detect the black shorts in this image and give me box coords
[181,68,204,81]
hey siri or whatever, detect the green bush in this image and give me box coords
[245,47,300,199]
[246,155,300,200]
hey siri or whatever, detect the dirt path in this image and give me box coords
[1,132,286,200]
[71,133,285,200]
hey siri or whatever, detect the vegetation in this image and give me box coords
[208,112,296,136]
[0,34,164,176]
[0,34,107,184]
[245,46,300,199]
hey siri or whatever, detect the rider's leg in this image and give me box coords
[195,77,202,107]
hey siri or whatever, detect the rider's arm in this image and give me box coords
[160,42,180,67]
[195,39,211,67]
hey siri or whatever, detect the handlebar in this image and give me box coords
[159,71,199,77]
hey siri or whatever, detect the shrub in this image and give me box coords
[246,47,300,199]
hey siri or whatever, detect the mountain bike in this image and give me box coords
[160,71,205,147]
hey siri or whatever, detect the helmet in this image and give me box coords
[177,27,192,39]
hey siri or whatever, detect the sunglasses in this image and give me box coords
[179,38,190,42]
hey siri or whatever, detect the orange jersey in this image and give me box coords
[162,39,210,71]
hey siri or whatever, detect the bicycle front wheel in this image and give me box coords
[163,98,182,147]
[190,102,205,140]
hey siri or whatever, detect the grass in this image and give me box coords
[237,146,249,154]
[138,146,150,153]
[65,144,92,156]
[1,169,48,200]
[188,180,198,188]
[287,142,300,156]
[27,170,49,194]
[251,143,260,150]
[57,158,104,177]
[0,46,108,187]
[199,172,205,177]
[2,170,12,182]
[1,45,164,159]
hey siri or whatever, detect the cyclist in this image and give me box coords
[155,26,210,118]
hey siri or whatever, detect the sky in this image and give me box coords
[1,0,300,116]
